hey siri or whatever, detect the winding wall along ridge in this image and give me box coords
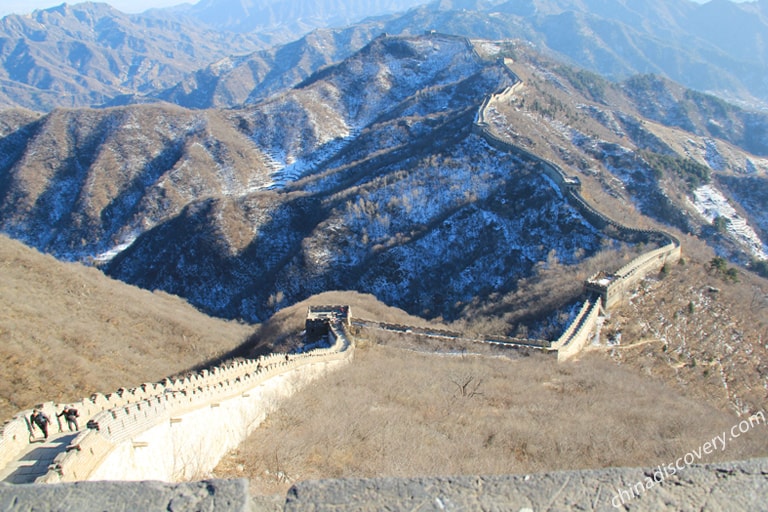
[0,353,311,474]
[469,59,681,355]
[354,318,551,351]
[473,65,681,307]
[44,323,352,483]
[2,43,683,485]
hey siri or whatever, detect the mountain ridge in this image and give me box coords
[0,31,766,437]
[167,0,768,109]
[1,0,768,110]
[0,2,269,110]
[0,2,767,496]
[1,33,766,324]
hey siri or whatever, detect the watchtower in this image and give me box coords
[305,305,351,342]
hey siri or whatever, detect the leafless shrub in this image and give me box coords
[449,373,484,399]
[602,235,768,415]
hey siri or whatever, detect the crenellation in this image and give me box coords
[557,300,602,361]
[551,299,592,350]
[2,324,355,484]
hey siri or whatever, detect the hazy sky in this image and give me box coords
[0,0,753,18]
[0,1,189,17]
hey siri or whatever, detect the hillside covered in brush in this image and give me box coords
[0,234,253,421]
[1,30,767,415]
[1,33,766,321]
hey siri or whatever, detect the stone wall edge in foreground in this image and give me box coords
[3,458,766,511]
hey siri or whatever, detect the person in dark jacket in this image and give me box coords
[57,406,79,431]
[30,409,51,439]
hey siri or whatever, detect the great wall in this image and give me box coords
[0,39,687,508]
[0,307,353,485]
[470,56,681,360]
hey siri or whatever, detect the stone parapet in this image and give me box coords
[4,458,768,511]
[551,299,592,351]
[556,300,602,362]
[284,458,768,511]
[39,326,353,483]
[2,322,353,485]
[0,479,255,512]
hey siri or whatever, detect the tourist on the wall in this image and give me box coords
[29,409,51,440]
[57,406,80,432]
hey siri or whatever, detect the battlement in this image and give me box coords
[1,318,354,484]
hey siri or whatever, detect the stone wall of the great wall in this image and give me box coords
[44,326,352,483]
[0,51,690,489]
[471,66,683,358]
[549,299,602,362]
[0,321,353,484]
[86,352,348,481]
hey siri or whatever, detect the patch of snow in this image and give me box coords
[477,41,503,56]
[691,184,768,260]
[93,233,139,264]
[703,139,725,171]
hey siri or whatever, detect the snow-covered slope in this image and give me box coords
[1,33,766,325]
[105,34,603,322]
[0,106,273,262]
[691,184,767,261]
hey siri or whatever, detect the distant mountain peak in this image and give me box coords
[180,0,433,33]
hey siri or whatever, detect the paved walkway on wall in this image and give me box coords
[0,432,78,484]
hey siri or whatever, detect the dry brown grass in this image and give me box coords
[601,234,768,415]
[214,340,768,496]
[211,246,768,497]
[5,225,767,497]
[0,234,255,421]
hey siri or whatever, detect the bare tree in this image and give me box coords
[450,373,484,399]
